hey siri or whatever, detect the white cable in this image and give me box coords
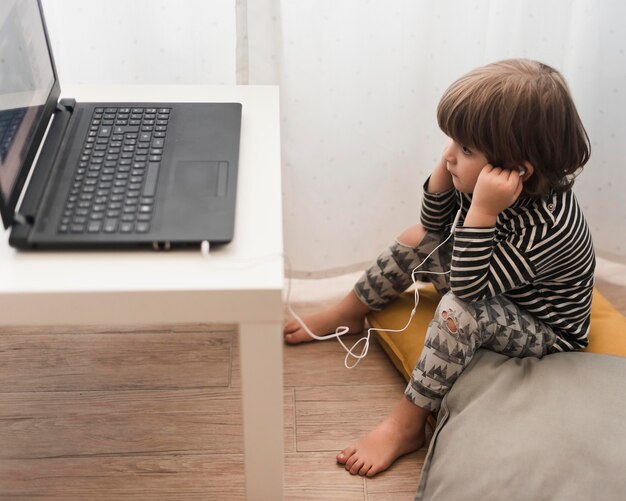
[284,204,463,369]
[201,240,211,257]
[196,241,284,270]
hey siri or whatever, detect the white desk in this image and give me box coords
[0,85,284,500]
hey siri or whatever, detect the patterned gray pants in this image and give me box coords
[354,232,558,412]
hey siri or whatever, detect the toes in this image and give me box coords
[337,446,356,465]
[283,321,299,334]
[359,462,373,477]
[349,458,365,475]
[345,453,359,472]
[284,329,308,344]
[366,464,381,477]
[284,332,297,344]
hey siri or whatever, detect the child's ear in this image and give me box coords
[519,161,534,181]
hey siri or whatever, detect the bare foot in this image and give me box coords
[283,305,365,344]
[336,397,428,477]
[284,291,370,345]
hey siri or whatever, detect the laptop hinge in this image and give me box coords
[9,101,75,241]
[57,98,76,113]
[8,212,35,245]
[12,213,33,226]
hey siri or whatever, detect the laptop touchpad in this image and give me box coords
[172,161,229,198]
[158,160,231,235]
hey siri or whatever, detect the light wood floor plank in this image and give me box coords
[295,385,405,452]
[364,449,427,499]
[284,336,407,389]
[0,454,246,500]
[284,451,365,500]
[0,330,233,392]
[0,323,236,336]
[284,387,297,454]
[366,491,419,501]
[0,388,243,459]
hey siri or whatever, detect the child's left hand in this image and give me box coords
[471,164,524,217]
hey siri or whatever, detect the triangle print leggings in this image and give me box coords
[353,231,558,413]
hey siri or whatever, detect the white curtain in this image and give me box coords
[244,0,626,276]
[42,0,626,276]
[41,0,236,84]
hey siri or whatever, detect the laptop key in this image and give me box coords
[103,219,118,233]
[143,163,160,197]
[113,126,139,134]
[87,221,102,233]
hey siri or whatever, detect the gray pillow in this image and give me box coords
[416,349,626,501]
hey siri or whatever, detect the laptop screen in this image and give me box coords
[0,0,55,226]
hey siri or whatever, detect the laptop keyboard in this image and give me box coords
[58,106,170,235]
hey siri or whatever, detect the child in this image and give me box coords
[283,58,595,477]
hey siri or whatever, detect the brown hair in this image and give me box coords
[437,59,590,196]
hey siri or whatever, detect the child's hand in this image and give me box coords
[426,141,454,194]
[468,164,524,222]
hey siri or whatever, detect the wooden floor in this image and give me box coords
[1,263,624,500]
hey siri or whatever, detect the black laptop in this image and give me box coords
[0,0,241,250]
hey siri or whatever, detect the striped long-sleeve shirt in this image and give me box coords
[420,183,595,352]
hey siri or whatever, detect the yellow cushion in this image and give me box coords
[368,284,626,382]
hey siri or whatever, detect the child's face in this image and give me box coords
[443,139,489,193]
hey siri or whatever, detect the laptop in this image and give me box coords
[0,0,241,250]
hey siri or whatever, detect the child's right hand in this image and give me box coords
[426,142,454,194]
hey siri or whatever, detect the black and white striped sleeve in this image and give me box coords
[449,226,537,302]
[420,179,458,232]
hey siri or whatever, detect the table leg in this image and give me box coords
[239,322,284,500]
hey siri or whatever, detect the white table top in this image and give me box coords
[0,85,284,325]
